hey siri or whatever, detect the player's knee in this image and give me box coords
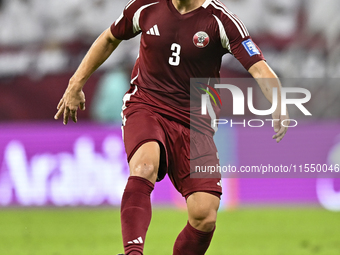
[187,192,219,232]
[189,206,217,232]
[129,142,160,183]
[201,218,217,232]
[130,160,158,182]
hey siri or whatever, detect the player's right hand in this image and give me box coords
[54,87,86,125]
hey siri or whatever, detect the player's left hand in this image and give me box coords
[272,109,289,143]
[54,87,86,125]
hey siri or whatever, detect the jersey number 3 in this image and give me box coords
[169,43,181,66]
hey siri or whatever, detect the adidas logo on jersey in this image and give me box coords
[127,236,143,244]
[146,25,160,36]
[217,180,222,187]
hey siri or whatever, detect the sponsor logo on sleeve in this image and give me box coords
[242,39,260,56]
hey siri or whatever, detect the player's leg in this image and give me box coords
[121,141,160,255]
[121,98,169,255]
[168,125,221,255]
[173,192,220,255]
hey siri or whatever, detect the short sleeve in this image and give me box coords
[213,8,265,70]
[110,0,144,40]
[230,33,265,71]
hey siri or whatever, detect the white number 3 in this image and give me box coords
[169,43,181,66]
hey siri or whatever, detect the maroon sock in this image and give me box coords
[173,222,215,255]
[121,176,154,255]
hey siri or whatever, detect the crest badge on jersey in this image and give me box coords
[193,31,209,48]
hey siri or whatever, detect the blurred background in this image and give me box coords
[1,0,340,121]
[0,0,340,254]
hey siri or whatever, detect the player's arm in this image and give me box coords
[54,28,122,125]
[248,60,289,143]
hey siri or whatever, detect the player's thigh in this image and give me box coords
[187,192,220,230]
[129,141,160,184]
[123,106,168,184]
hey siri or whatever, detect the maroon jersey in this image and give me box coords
[111,0,265,134]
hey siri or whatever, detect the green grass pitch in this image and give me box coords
[0,207,339,255]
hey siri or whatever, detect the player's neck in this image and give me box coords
[171,0,206,14]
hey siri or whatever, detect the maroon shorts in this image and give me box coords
[122,86,222,199]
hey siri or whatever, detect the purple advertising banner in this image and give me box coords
[0,122,130,206]
[0,122,339,211]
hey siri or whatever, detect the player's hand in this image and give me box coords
[272,109,289,143]
[54,87,86,125]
